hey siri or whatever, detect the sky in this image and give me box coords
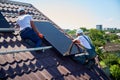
[12,0,120,29]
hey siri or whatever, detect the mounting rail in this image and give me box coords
[0,28,15,31]
[0,46,52,55]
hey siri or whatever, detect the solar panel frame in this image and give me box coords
[34,21,79,56]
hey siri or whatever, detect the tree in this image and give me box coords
[80,27,88,32]
[67,29,76,38]
[88,29,106,47]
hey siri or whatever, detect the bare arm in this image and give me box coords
[30,21,43,38]
[72,39,80,44]
[30,21,39,34]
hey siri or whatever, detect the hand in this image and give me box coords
[38,33,43,39]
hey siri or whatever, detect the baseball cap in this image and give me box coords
[76,29,83,34]
[18,8,25,13]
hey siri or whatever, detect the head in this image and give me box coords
[18,8,26,15]
[76,29,83,36]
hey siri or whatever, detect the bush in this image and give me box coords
[102,53,119,66]
[101,53,120,79]
[110,65,120,80]
[118,58,120,65]
[100,61,106,68]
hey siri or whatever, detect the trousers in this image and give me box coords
[20,27,42,47]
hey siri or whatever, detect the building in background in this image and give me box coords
[96,25,103,30]
[104,28,117,31]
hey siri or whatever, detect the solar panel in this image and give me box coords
[34,21,79,56]
[0,12,14,32]
[0,12,10,28]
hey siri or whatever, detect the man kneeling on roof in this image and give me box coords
[16,8,43,47]
[72,29,97,68]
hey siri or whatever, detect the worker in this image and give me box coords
[72,29,97,68]
[16,8,43,47]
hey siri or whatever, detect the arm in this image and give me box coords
[16,20,20,31]
[30,21,43,38]
[73,38,86,50]
[16,24,20,31]
[72,39,80,44]
[72,36,80,44]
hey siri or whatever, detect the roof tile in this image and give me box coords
[40,69,53,79]
[57,65,71,76]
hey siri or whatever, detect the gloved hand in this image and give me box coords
[38,33,44,39]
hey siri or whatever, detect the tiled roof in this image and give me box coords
[0,0,110,80]
[0,0,48,29]
[0,33,107,80]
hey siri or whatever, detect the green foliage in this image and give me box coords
[67,29,76,38]
[110,65,120,80]
[100,61,110,76]
[96,47,102,54]
[108,34,118,41]
[112,39,120,44]
[118,58,120,65]
[93,40,105,47]
[95,47,105,60]
[88,29,104,40]
[88,29,106,47]
[67,29,76,34]
[101,53,120,79]
[102,53,119,66]
[100,61,107,68]
[80,27,88,32]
